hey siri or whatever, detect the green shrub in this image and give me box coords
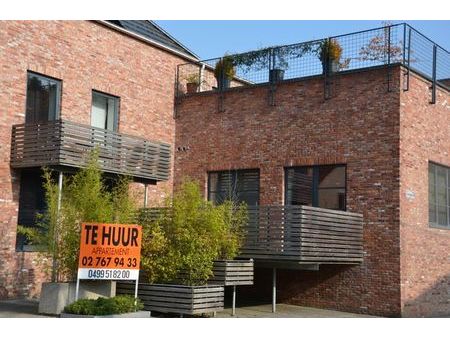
[140,179,248,286]
[64,295,143,316]
[19,150,138,281]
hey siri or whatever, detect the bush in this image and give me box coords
[140,179,247,286]
[18,150,138,281]
[64,295,143,316]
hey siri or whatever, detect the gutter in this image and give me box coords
[95,20,200,63]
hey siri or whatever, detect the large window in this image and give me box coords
[208,169,260,206]
[26,72,61,123]
[285,165,346,211]
[429,162,450,228]
[91,91,119,131]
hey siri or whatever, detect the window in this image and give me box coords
[16,169,46,251]
[26,72,61,123]
[208,169,260,206]
[91,91,119,131]
[429,162,450,228]
[285,165,346,211]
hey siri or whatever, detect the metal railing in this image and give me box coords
[176,23,450,96]
[11,119,171,182]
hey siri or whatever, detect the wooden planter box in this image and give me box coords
[60,311,151,318]
[209,259,254,286]
[117,282,224,316]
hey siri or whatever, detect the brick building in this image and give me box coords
[0,21,449,317]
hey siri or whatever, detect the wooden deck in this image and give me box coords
[10,120,171,182]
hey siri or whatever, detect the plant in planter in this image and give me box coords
[214,55,236,90]
[123,179,248,316]
[19,150,139,315]
[184,73,203,94]
[318,39,344,74]
[61,295,149,318]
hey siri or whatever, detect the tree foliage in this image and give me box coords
[18,150,137,281]
[140,179,247,286]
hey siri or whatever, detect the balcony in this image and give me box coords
[239,205,363,266]
[177,23,450,99]
[10,119,171,182]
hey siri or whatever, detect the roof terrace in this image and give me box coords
[176,23,450,100]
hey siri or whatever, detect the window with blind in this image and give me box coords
[91,90,119,131]
[208,169,260,206]
[429,162,449,229]
[285,165,346,211]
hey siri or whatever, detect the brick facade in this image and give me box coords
[175,66,449,317]
[399,73,450,317]
[0,21,183,298]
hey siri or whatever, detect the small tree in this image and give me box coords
[18,150,138,282]
[140,179,248,286]
[359,21,403,63]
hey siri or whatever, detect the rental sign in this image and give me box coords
[77,223,142,281]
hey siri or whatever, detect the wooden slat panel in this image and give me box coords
[10,120,171,182]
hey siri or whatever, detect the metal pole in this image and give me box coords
[431,44,437,104]
[75,277,80,301]
[406,28,412,91]
[272,268,277,313]
[143,184,148,208]
[232,285,236,316]
[52,171,63,283]
[134,275,139,307]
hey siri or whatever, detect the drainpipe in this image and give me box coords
[52,171,63,283]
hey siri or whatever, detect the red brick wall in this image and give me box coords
[175,67,403,316]
[0,21,182,298]
[399,73,450,317]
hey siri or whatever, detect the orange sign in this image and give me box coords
[78,223,142,280]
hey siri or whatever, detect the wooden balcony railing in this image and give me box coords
[10,120,171,182]
[137,205,364,265]
[240,205,364,264]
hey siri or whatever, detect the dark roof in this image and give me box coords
[107,20,198,59]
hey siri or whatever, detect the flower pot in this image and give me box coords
[216,76,231,91]
[38,281,116,315]
[209,259,254,286]
[322,59,340,74]
[116,282,224,316]
[186,82,199,94]
[269,69,285,82]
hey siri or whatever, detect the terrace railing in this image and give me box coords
[239,205,363,264]
[10,119,171,182]
[137,205,364,265]
[176,23,450,100]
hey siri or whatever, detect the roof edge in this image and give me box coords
[95,20,199,63]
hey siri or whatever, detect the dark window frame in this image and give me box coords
[429,161,450,230]
[90,90,120,132]
[25,71,62,123]
[207,169,260,206]
[284,164,347,211]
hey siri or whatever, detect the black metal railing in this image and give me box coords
[176,23,450,96]
[10,119,171,182]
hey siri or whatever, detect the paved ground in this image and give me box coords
[0,299,50,318]
[0,299,373,318]
[217,304,374,318]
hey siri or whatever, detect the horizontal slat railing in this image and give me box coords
[10,119,171,182]
[239,205,363,264]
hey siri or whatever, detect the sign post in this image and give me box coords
[75,223,142,301]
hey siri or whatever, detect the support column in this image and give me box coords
[52,171,63,283]
[232,285,236,316]
[272,268,277,313]
[143,184,148,208]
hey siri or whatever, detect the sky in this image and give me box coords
[155,21,450,60]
